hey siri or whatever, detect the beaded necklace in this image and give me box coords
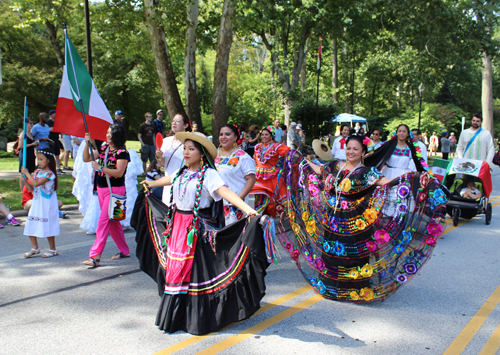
[177,169,200,201]
[333,161,362,213]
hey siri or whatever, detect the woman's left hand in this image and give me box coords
[91,161,101,171]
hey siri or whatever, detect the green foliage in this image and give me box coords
[384,103,467,136]
[291,98,339,144]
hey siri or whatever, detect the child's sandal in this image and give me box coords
[24,248,40,258]
[83,258,100,268]
[42,249,58,258]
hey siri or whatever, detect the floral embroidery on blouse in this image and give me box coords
[254,143,281,164]
[97,143,127,177]
[215,149,246,168]
[392,147,411,157]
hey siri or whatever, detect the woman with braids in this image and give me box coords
[250,126,290,217]
[278,134,448,302]
[136,132,273,335]
[215,124,256,224]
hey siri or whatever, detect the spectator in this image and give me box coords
[31,112,51,150]
[61,131,73,170]
[191,122,198,132]
[429,132,439,156]
[331,124,350,161]
[138,112,157,173]
[411,128,428,164]
[145,159,163,199]
[246,124,260,157]
[18,118,39,190]
[272,119,284,143]
[372,129,384,150]
[47,110,65,175]
[239,122,248,150]
[449,132,457,158]
[441,132,451,160]
[457,113,495,164]
[114,110,124,127]
[0,196,20,228]
[287,122,300,149]
[153,109,165,136]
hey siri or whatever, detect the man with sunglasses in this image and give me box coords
[372,129,384,150]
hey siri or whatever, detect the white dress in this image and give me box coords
[160,136,185,204]
[215,149,256,224]
[72,144,142,233]
[171,168,226,211]
[382,146,414,179]
[24,170,60,238]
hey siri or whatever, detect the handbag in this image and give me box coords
[104,147,127,221]
[493,150,500,166]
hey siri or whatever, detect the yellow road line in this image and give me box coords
[479,321,500,355]
[153,286,311,355]
[442,198,500,355]
[194,294,323,355]
[443,284,500,355]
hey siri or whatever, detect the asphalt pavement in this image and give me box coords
[1,167,500,355]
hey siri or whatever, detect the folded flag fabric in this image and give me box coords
[53,29,112,142]
[431,158,449,182]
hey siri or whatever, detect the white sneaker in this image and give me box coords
[86,231,96,235]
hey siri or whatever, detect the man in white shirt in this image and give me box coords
[457,113,495,164]
[287,122,300,148]
[272,119,284,143]
[411,128,428,163]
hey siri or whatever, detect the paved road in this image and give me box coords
[1,167,500,355]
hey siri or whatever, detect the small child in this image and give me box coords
[145,159,163,199]
[460,181,482,199]
[20,149,60,258]
[0,197,20,228]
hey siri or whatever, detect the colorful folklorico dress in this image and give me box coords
[215,148,256,224]
[24,170,60,238]
[131,165,274,335]
[250,142,290,217]
[277,152,448,302]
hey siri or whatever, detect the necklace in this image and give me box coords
[333,161,362,213]
[177,169,199,201]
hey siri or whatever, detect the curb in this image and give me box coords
[0,203,80,220]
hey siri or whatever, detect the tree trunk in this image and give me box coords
[332,39,338,103]
[145,0,185,121]
[184,0,203,133]
[482,51,494,135]
[44,20,64,66]
[212,0,235,146]
[300,45,307,91]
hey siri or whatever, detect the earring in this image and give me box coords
[219,143,222,149]
[200,157,204,167]
[233,142,238,149]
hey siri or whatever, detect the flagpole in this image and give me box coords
[22,97,28,176]
[63,24,95,160]
[314,38,322,139]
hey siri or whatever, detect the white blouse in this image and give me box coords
[331,136,346,161]
[171,168,226,211]
[215,149,256,205]
[383,146,413,179]
[160,136,185,203]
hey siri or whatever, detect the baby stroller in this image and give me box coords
[443,159,493,226]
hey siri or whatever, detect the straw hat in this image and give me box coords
[175,132,217,160]
[312,139,333,161]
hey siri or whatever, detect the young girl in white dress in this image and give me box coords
[21,149,60,258]
[215,124,256,224]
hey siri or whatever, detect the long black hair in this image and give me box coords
[346,135,367,154]
[37,148,58,191]
[109,123,127,147]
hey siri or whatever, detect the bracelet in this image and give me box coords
[99,166,104,172]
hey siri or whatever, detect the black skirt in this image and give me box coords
[131,191,270,335]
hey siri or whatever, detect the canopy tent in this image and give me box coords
[332,113,369,131]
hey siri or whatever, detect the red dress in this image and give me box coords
[250,142,290,217]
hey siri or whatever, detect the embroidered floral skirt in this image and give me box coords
[131,191,269,335]
[278,152,448,302]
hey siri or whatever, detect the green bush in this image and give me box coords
[0,150,15,158]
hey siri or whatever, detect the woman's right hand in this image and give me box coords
[85,133,92,143]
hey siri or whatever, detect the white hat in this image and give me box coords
[297,124,302,128]
[290,122,297,126]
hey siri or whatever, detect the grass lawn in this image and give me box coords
[0,175,79,211]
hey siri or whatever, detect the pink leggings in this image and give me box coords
[89,186,130,258]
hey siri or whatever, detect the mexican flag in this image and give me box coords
[431,158,450,182]
[53,29,112,142]
[442,158,492,198]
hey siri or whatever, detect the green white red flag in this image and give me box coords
[317,38,322,73]
[431,158,449,182]
[53,29,112,142]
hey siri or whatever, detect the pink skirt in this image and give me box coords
[164,211,197,294]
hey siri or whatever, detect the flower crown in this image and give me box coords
[260,125,275,139]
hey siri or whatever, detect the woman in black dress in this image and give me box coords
[18,118,39,190]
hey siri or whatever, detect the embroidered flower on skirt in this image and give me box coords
[426,222,443,237]
[374,229,390,244]
[396,274,407,283]
[366,240,377,252]
[404,263,418,275]
[360,287,374,301]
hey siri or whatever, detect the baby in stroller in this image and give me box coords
[460,179,482,200]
